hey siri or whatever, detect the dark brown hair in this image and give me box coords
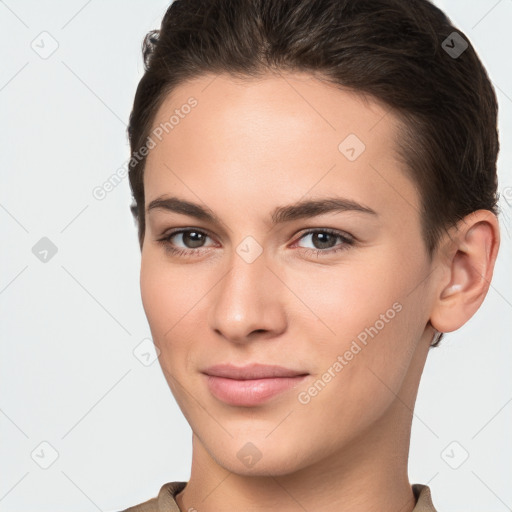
[127,0,500,347]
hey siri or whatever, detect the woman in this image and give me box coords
[121,0,501,510]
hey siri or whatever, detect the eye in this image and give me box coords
[157,228,214,256]
[293,228,355,257]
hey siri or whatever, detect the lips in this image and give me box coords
[202,363,309,380]
[202,363,310,406]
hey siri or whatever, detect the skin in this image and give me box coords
[139,71,500,512]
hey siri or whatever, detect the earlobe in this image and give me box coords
[429,210,500,334]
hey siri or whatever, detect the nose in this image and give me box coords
[208,245,288,345]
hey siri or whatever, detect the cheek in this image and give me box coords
[140,256,166,336]
[140,255,191,348]
[140,253,217,379]
[288,249,425,376]
[291,267,424,435]
[288,257,400,340]
[139,258,199,402]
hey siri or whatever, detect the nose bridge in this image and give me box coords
[208,238,286,342]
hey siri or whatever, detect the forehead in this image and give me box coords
[144,71,420,222]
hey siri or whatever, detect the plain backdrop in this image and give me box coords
[0,1,511,511]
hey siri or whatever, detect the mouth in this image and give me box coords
[202,362,309,380]
[202,363,309,406]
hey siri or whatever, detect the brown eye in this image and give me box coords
[171,230,208,249]
[305,231,338,250]
[294,229,355,256]
[157,228,214,257]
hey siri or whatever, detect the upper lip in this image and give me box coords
[202,363,309,380]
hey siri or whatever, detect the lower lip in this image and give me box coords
[204,374,308,406]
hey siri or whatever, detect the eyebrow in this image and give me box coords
[146,195,377,225]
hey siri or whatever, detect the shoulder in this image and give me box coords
[412,483,438,512]
[118,481,188,512]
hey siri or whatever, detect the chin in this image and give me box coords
[202,435,312,477]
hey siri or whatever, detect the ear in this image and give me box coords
[429,209,500,333]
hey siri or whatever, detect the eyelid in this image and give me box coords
[160,227,218,247]
[292,227,355,244]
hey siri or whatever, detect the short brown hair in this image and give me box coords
[127,0,500,346]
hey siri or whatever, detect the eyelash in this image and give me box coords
[157,228,355,258]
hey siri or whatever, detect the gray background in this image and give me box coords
[0,1,511,510]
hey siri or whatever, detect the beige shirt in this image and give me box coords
[120,481,438,511]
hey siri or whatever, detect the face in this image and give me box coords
[140,72,437,475]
